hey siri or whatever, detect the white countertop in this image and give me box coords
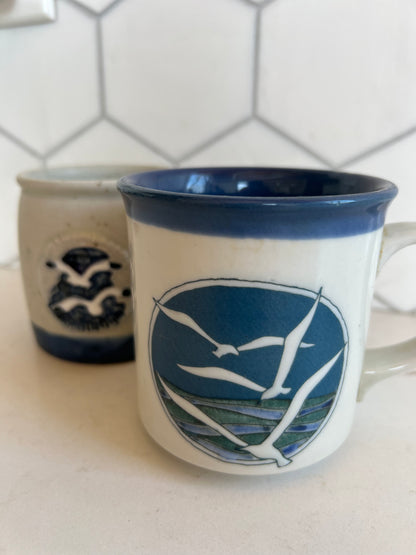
[1,269,415,555]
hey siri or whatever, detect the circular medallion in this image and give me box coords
[150,279,348,468]
[41,234,131,331]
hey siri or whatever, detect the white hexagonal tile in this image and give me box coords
[74,0,117,13]
[182,120,325,168]
[0,136,40,263]
[347,134,416,311]
[258,0,416,165]
[102,0,255,159]
[48,120,170,167]
[0,1,99,154]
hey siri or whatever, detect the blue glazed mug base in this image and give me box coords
[32,324,135,364]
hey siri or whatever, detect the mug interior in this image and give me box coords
[118,167,396,199]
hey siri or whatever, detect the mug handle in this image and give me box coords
[358,222,416,400]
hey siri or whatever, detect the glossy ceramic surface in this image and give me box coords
[119,167,415,474]
[119,168,397,238]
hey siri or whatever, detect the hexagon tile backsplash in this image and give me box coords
[1,0,416,312]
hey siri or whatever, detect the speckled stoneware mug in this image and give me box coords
[17,165,163,364]
[118,167,416,475]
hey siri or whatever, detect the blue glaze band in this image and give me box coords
[117,167,398,239]
[33,324,134,363]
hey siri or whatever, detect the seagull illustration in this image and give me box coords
[243,347,344,463]
[237,336,314,352]
[154,300,239,358]
[162,347,344,467]
[47,258,113,288]
[51,286,123,316]
[261,288,322,399]
[159,376,289,466]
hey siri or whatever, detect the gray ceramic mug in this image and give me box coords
[17,165,164,364]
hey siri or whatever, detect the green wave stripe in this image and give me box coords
[188,429,312,454]
[159,376,333,407]
[159,376,333,418]
[158,376,335,454]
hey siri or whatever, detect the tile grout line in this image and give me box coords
[177,117,252,164]
[239,0,259,8]
[42,0,103,163]
[65,0,125,17]
[104,115,176,165]
[96,17,107,116]
[252,0,333,169]
[44,116,102,159]
[255,116,334,168]
[245,0,278,6]
[63,0,97,17]
[0,0,104,167]
[0,126,42,159]
[251,7,261,116]
[338,125,416,169]
[100,0,126,17]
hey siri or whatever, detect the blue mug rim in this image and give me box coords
[117,167,398,239]
[117,167,397,205]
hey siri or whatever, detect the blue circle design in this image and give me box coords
[150,279,348,466]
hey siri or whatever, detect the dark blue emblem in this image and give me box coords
[46,247,131,331]
[150,279,348,467]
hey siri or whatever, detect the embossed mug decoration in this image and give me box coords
[17,165,163,363]
[118,168,416,474]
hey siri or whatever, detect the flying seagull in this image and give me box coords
[154,300,239,358]
[46,258,113,288]
[51,286,123,316]
[261,289,322,399]
[161,346,344,467]
[243,347,344,462]
[159,376,290,467]
[237,336,314,352]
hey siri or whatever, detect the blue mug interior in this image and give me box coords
[118,167,395,199]
[117,167,397,239]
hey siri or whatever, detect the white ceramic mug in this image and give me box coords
[17,165,164,364]
[118,167,416,475]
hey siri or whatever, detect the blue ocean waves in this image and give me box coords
[177,418,323,436]
[192,399,285,420]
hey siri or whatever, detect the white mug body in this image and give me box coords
[119,167,396,474]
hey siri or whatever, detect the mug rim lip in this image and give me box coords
[17,164,167,193]
[117,166,398,204]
